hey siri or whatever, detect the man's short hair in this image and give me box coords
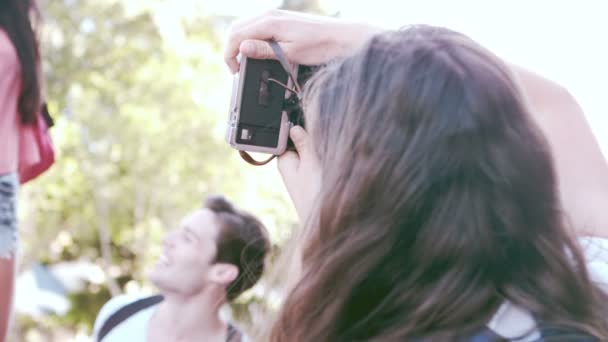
[204,195,271,301]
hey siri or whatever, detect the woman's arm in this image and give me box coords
[224,9,382,73]
[224,11,608,237]
[512,66,608,237]
[0,258,15,342]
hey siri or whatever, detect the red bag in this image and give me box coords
[18,103,55,184]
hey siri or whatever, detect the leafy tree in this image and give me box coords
[15,0,324,339]
[16,0,292,340]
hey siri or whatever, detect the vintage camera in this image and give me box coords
[226,55,315,158]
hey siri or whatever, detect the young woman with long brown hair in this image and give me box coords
[225,10,608,341]
[0,0,43,340]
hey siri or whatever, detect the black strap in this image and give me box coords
[269,40,301,93]
[97,295,163,341]
[41,102,54,128]
[98,295,243,341]
[227,324,243,342]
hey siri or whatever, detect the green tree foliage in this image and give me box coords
[280,0,324,12]
[14,0,318,340]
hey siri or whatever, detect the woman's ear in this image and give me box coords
[209,263,239,286]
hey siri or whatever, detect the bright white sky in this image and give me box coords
[329,0,608,158]
[203,0,607,157]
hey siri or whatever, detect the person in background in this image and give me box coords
[0,1,43,341]
[225,10,608,341]
[93,196,270,342]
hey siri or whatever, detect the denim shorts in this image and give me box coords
[0,172,18,258]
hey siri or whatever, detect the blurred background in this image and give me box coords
[12,0,607,340]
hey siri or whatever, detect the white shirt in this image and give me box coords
[92,294,157,342]
[487,237,608,341]
[91,294,249,342]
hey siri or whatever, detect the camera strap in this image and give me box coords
[239,150,276,166]
[238,40,301,166]
[269,40,302,93]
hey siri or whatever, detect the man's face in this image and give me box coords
[149,209,221,295]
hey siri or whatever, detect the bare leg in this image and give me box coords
[0,256,15,342]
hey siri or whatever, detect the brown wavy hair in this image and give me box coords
[0,0,42,124]
[205,196,271,301]
[269,26,608,341]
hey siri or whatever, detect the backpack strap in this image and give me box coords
[227,323,243,342]
[41,102,54,128]
[97,295,163,341]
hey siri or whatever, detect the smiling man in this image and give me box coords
[92,196,270,342]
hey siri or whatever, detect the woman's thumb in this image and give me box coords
[240,40,275,59]
[290,126,309,154]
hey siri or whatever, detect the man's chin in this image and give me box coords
[148,268,167,289]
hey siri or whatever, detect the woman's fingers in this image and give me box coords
[288,126,311,157]
[277,126,320,221]
[224,16,286,73]
[277,127,311,185]
[239,39,279,60]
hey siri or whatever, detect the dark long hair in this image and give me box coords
[0,0,41,124]
[270,26,608,341]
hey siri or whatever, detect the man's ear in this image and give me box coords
[209,263,239,286]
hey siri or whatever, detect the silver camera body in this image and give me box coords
[226,56,303,156]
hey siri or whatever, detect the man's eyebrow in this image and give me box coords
[184,225,201,241]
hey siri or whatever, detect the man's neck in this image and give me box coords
[149,289,227,341]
